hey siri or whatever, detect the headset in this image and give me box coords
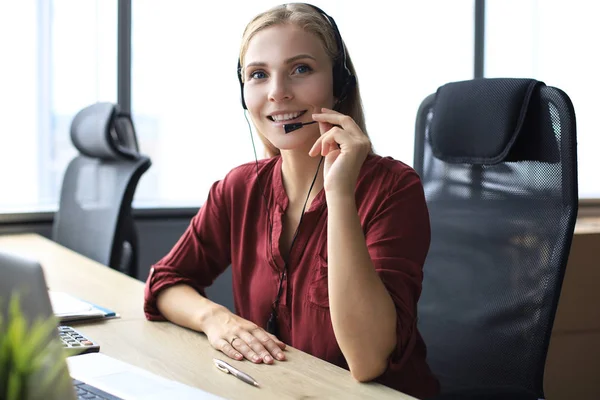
[240,4,354,337]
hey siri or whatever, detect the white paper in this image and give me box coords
[49,291,103,318]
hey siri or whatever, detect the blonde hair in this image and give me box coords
[239,3,370,157]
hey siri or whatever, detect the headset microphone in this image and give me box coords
[283,120,317,134]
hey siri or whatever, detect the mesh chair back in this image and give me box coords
[414,79,578,397]
[53,103,151,277]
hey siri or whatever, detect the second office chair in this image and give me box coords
[53,102,151,277]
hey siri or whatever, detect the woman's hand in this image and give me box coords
[202,306,286,364]
[309,108,371,196]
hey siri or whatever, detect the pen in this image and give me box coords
[213,358,260,387]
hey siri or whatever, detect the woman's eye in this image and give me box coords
[249,70,267,80]
[294,64,312,74]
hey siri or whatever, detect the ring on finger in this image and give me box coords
[230,336,240,346]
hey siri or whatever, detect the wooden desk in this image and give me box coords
[0,234,415,400]
[544,217,600,400]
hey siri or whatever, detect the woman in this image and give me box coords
[144,3,439,398]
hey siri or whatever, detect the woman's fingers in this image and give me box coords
[312,108,359,131]
[309,136,324,157]
[217,331,286,364]
[268,333,287,350]
[206,313,287,364]
[309,127,341,157]
[322,134,341,156]
[239,330,277,364]
[229,334,263,363]
[254,329,286,361]
[217,338,243,361]
[318,128,344,156]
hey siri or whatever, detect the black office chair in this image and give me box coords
[53,102,151,277]
[414,78,578,400]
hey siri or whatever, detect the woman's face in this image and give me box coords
[243,23,335,152]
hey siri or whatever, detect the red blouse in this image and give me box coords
[144,154,440,399]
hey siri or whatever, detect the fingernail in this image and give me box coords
[253,355,259,361]
[236,353,242,359]
[277,352,284,360]
[264,355,272,363]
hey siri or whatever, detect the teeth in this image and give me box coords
[271,112,302,122]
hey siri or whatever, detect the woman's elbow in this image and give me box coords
[346,323,397,382]
[349,358,389,383]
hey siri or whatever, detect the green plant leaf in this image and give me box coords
[6,296,27,373]
[0,313,10,396]
[7,368,23,400]
[21,316,59,369]
[1,291,73,400]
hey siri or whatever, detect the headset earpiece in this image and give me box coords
[237,59,247,110]
[334,68,356,108]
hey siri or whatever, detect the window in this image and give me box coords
[130,0,474,206]
[1,1,474,212]
[0,0,117,212]
[486,0,600,198]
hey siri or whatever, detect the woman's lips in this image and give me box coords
[267,110,308,125]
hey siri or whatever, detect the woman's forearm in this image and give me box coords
[156,284,226,332]
[327,194,397,382]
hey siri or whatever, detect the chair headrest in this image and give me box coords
[70,102,140,161]
[428,78,557,164]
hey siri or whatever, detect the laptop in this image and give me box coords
[0,251,225,400]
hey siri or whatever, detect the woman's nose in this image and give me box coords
[268,75,293,103]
